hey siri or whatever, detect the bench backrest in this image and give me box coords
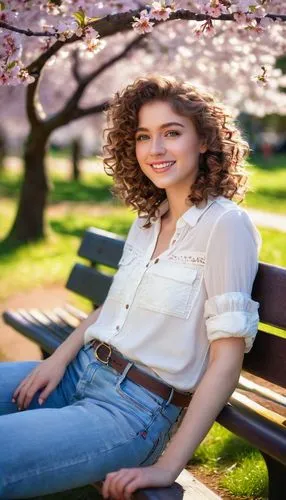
[66,227,286,389]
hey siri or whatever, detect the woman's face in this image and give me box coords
[135,100,206,191]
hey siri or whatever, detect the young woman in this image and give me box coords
[0,75,261,500]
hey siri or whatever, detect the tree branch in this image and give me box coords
[44,100,109,131]
[27,40,65,77]
[73,101,110,120]
[2,8,283,81]
[1,10,285,40]
[65,34,145,114]
[45,34,145,131]
[0,21,54,37]
[71,49,82,84]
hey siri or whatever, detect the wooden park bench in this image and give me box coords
[3,226,286,500]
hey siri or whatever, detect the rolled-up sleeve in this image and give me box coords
[203,209,262,353]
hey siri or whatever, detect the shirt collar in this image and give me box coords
[151,196,217,228]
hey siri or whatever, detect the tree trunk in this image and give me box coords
[6,128,50,242]
[71,137,81,181]
[0,129,6,172]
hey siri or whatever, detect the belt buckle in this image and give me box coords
[94,342,112,365]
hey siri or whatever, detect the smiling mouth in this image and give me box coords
[149,161,176,172]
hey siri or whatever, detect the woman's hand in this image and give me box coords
[12,354,68,410]
[101,464,176,499]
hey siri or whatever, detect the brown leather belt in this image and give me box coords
[89,339,193,408]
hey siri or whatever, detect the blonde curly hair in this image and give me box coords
[103,75,250,227]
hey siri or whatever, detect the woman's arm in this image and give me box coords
[102,336,245,499]
[52,305,103,366]
[155,336,245,477]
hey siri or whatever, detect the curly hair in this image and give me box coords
[103,75,250,227]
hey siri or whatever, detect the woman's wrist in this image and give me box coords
[154,458,183,482]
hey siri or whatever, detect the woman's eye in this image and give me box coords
[136,134,149,141]
[135,130,180,141]
[166,130,180,137]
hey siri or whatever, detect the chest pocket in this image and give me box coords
[138,261,199,319]
[107,251,136,303]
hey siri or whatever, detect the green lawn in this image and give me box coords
[243,154,286,214]
[0,155,285,499]
[190,423,268,499]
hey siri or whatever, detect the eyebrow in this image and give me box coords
[136,122,185,132]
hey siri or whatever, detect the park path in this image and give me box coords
[247,207,286,232]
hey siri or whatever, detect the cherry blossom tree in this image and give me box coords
[0,1,285,242]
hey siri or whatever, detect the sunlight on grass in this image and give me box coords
[221,452,268,499]
[259,227,286,267]
[0,206,135,301]
[242,155,286,214]
[190,422,253,467]
[190,423,268,498]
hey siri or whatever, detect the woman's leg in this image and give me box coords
[0,344,182,498]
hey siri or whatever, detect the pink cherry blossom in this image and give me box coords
[132,10,155,34]
[150,2,172,21]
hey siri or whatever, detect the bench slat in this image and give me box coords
[252,263,286,329]
[66,264,112,305]
[238,375,286,407]
[65,303,88,321]
[78,227,124,268]
[218,396,286,465]
[18,309,68,339]
[52,307,81,329]
[93,469,221,499]
[243,330,286,388]
[3,310,62,354]
[39,310,74,335]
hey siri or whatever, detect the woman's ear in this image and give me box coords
[200,143,207,154]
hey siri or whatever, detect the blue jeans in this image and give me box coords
[0,342,183,498]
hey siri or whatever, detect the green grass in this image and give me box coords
[241,154,286,214]
[259,227,286,267]
[0,205,135,302]
[0,169,115,204]
[190,423,268,499]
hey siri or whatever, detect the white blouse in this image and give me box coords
[84,196,262,392]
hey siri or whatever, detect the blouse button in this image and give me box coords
[125,304,129,309]
[116,325,120,331]
[154,258,159,264]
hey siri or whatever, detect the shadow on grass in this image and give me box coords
[49,178,113,203]
[0,174,114,203]
[247,187,286,202]
[0,237,28,262]
[0,213,132,262]
[49,217,131,239]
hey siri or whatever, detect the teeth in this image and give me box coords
[151,161,175,169]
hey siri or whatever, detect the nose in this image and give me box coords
[149,136,166,156]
